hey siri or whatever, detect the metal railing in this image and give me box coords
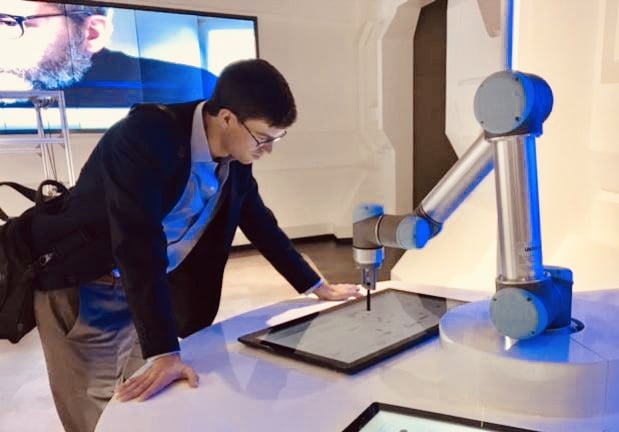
[0,90,76,186]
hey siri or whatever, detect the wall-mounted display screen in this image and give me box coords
[0,0,257,131]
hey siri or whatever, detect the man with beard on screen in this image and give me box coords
[0,1,217,108]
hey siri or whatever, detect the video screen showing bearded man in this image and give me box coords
[0,0,217,108]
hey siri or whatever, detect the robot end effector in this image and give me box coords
[352,204,434,310]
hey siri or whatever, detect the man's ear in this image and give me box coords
[218,108,235,130]
[83,15,113,54]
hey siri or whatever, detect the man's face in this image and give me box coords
[0,1,91,90]
[225,117,285,165]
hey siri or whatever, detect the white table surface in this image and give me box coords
[96,281,619,432]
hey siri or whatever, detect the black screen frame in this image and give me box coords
[342,402,541,432]
[238,288,457,374]
[49,0,260,58]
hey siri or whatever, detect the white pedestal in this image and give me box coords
[439,291,619,418]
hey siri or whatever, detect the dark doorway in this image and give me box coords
[413,0,458,207]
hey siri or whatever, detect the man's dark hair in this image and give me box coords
[207,59,297,128]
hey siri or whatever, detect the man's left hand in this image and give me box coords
[313,282,363,301]
[115,353,199,402]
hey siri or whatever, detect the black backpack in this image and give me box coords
[0,180,69,343]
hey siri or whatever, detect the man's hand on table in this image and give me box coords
[116,353,199,402]
[313,282,363,301]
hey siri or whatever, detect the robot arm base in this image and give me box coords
[490,266,573,339]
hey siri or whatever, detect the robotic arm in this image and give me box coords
[353,70,573,339]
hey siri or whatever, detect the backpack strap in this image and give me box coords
[0,182,37,201]
[0,182,37,222]
[0,180,69,222]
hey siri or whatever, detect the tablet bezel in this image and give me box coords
[237,288,454,374]
[342,402,540,432]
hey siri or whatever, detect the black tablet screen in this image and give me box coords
[343,403,539,432]
[239,289,452,373]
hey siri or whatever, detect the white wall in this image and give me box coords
[522,0,619,291]
[394,0,619,293]
[0,0,419,247]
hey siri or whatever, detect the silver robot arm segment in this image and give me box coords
[352,132,495,300]
[475,70,573,339]
[417,132,494,232]
[353,70,573,339]
[352,133,494,309]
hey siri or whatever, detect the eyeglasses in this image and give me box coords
[0,11,91,39]
[240,121,287,149]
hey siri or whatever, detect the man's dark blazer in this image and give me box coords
[30,101,320,358]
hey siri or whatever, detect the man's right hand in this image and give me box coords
[314,282,363,301]
[116,353,199,402]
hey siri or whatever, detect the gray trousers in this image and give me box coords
[34,279,146,432]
